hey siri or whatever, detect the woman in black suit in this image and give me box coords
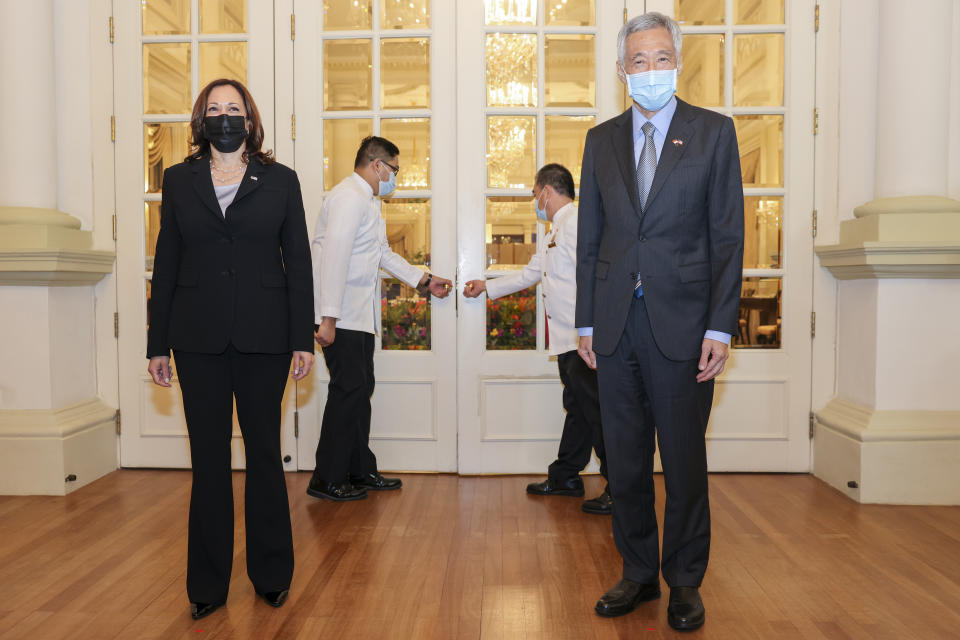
[146,78,314,620]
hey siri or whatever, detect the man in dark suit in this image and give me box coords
[575,12,744,631]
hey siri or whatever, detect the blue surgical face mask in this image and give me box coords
[377,162,397,197]
[625,68,677,112]
[534,189,549,221]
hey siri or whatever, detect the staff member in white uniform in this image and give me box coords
[309,136,452,501]
[464,164,609,515]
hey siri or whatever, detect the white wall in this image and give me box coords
[835,279,877,408]
[874,280,960,411]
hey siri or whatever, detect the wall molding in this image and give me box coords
[0,397,117,438]
[815,196,960,280]
[0,248,116,285]
[816,396,960,442]
[0,207,115,285]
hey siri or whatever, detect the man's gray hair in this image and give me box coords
[617,12,683,71]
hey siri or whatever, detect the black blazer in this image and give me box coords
[575,99,744,361]
[147,155,314,358]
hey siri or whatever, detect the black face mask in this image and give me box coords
[203,115,247,153]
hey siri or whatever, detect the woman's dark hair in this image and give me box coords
[186,78,275,165]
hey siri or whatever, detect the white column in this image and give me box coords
[874,0,953,198]
[0,1,116,495]
[0,0,58,208]
[815,0,960,505]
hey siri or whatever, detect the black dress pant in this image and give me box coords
[549,350,608,484]
[596,296,714,588]
[314,328,378,484]
[173,345,294,604]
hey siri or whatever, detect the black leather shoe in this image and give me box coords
[256,589,289,607]
[581,489,612,515]
[594,579,660,617]
[190,600,225,620]
[526,476,584,497]
[667,586,705,631]
[306,477,367,501]
[349,471,402,491]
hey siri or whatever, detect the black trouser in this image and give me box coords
[596,296,714,588]
[173,345,294,604]
[548,350,608,485]
[314,328,378,484]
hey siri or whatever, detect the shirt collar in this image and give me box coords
[349,171,374,198]
[631,95,678,140]
[552,201,575,226]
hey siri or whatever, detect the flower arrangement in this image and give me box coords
[381,289,430,350]
[487,286,537,350]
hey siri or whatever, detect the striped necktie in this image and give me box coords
[635,121,656,297]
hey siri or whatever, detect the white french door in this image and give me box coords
[455,1,626,473]
[114,0,814,474]
[292,0,459,472]
[643,0,816,471]
[115,0,296,469]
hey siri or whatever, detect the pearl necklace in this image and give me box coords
[210,159,246,184]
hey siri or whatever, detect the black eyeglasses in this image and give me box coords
[381,160,400,176]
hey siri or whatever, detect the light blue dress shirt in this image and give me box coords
[578,96,732,346]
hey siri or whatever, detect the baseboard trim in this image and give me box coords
[815,396,960,442]
[814,396,960,505]
[0,398,117,438]
[0,398,118,495]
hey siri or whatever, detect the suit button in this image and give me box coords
[640,236,647,242]
[221,270,229,277]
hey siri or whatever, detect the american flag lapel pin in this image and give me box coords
[250,175,258,181]
[672,138,683,146]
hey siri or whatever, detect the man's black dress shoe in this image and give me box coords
[349,471,402,491]
[256,589,289,607]
[306,477,367,501]
[190,600,225,620]
[594,579,660,617]
[581,489,612,515]
[667,586,705,631]
[526,476,584,497]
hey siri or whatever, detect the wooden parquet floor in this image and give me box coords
[0,471,958,639]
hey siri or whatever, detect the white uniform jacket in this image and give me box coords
[312,173,424,334]
[485,202,579,356]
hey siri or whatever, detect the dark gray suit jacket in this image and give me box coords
[575,99,744,361]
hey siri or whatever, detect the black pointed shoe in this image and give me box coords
[667,586,705,631]
[349,471,402,491]
[256,589,289,608]
[526,476,585,497]
[594,579,660,617]
[581,489,612,515]
[306,476,368,501]
[190,600,225,620]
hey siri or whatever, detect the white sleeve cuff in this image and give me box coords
[577,327,594,337]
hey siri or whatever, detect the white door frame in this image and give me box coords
[115,0,294,469]
[293,0,459,472]
[455,1,626,474]
[644,0,816,471]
